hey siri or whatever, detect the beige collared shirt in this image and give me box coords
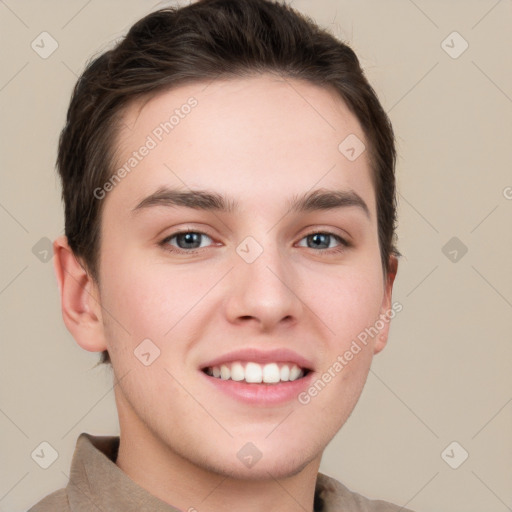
[28,433,415,511]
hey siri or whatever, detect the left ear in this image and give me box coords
[373,255,398,355]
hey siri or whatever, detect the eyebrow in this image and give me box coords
[132,186,370,219]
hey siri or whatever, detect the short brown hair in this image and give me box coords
[57,0,399,366]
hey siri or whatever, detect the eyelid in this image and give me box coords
[300,225,352,244]
[159,224,216,241]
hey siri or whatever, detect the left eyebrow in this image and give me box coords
[287,188,370,219]
[132,186,370,219]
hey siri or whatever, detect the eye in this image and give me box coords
[297,231,349,254]
[160,230,214,254]
[159,229,350,255]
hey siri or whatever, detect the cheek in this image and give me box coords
[99,241,175,331]
[306,263,384,342]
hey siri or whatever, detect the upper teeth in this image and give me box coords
[205,362,305,384]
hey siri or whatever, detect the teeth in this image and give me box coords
[205,361,306,384]
[263,363,280,383]
[289,365,302,381]
[220,364,230,380]
[231,362,245,381]
[245,362,262,383]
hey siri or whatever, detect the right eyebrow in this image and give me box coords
[132,186,239,214]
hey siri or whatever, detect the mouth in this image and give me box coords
[202,361,311,385]
[199,348,315,405]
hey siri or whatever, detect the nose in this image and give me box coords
[224,237,305,331]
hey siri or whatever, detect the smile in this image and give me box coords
[203,361,310,384]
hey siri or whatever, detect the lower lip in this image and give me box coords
[200,370,315,406]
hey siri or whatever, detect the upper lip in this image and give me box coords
[200,348,314,371]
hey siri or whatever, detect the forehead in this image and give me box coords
[108,74,375,218]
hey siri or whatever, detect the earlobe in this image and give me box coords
[373,255,399,355]
[53,235,107,353]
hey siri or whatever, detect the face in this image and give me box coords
[92,74,396,479]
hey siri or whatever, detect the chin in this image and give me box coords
[190,437,321,482]
[209,452,316,482]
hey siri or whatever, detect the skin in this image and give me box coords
[54,74,398,512]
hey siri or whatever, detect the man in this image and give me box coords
[29,0,411,510]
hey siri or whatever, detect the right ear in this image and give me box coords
[53,235,108,353]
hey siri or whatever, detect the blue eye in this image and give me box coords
[298,232,349,253]
[159,230,349,255]
[161,231,213,253]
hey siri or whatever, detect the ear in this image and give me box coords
[53,235,107,353]
[373,254,399,355]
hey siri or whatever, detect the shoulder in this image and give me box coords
[27,488,70,512]
[317,472,416,512]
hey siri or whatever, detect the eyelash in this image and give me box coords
[159,229,350,256]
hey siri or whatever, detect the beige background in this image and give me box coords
[1,0,511,511]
